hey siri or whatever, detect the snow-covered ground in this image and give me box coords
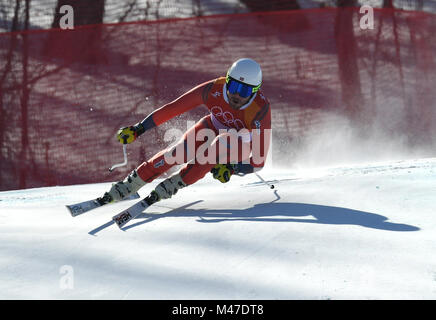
[1,157,435,299]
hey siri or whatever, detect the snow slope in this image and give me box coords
[1,158,436,300]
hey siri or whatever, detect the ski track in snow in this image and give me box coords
[0,158,436,299]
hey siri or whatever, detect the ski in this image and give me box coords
[66,192,140,217]
[112,191,160,229]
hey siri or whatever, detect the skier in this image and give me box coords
[104,58,271,203]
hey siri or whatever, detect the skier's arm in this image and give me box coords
[142,80,214,128]
[117,80,214,144]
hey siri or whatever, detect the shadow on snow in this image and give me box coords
[89,192,419,234]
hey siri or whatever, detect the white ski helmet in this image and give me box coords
[226,58,262,89]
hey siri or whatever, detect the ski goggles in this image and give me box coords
[226,77,261,98]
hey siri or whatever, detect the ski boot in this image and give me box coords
[101,169,146,204]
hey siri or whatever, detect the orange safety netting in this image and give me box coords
[1,8,435,191]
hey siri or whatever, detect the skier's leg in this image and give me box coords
[107,117,212,202]
[154,131,251,200]
[181,131,251,185]
[136,116,213,182]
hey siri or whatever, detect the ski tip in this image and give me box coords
[112,211,133,229]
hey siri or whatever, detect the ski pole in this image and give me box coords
[255,172,275,190]
[109,144,128,172]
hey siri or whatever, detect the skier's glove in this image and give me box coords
[116,123,145,144]
[211,163,255,183]
[210,164,236,183]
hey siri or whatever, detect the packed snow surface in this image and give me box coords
[1,158,436,299]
